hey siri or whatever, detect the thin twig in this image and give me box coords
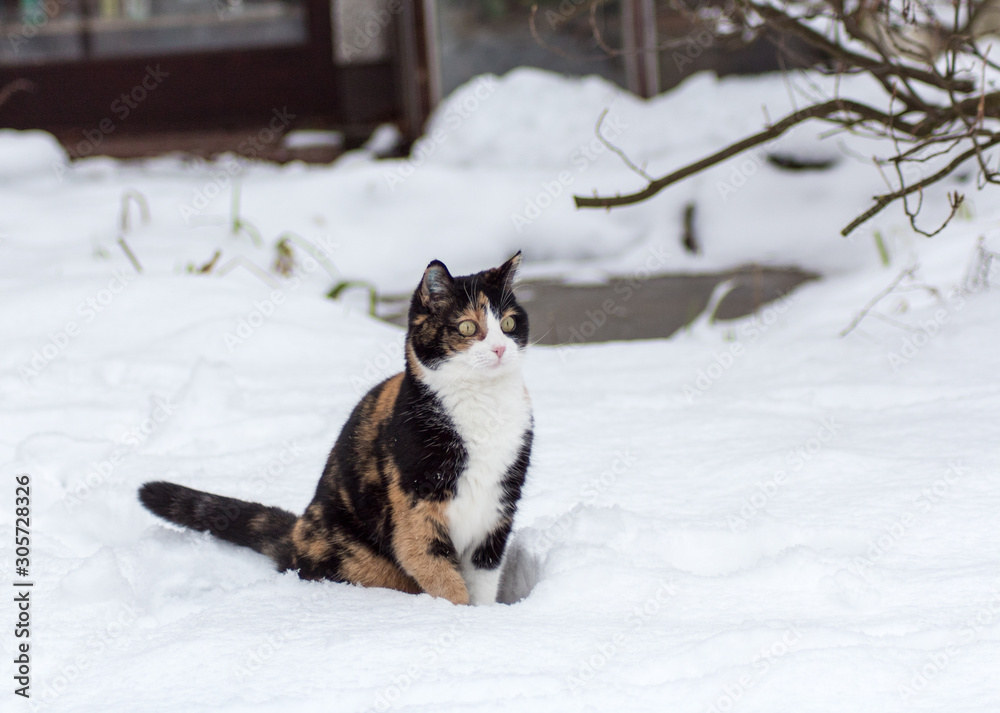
[840,266,918,337]
[0,79,34,110]
[594,107,651,181]
[841,134,1000,236]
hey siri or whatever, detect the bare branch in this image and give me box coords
[542,1,1000,239]
[575,98,929,210]
[750,2,976,97]
[841,134,1000,236]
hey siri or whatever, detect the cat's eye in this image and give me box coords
[458,320,477,337]
[501,316,516,332]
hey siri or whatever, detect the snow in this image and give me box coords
[361,124,403,157]
[2,67,1000,712]
[282,130,345,151]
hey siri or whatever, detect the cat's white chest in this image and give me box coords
[436,376,531,558]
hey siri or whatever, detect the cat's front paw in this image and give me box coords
[437,578,470,606]
[409,561,470,604]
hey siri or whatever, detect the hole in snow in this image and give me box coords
[497,537,540,604]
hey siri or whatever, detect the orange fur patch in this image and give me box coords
[340,543,422,595]
[386,467,469,605]
[291,512,335,563]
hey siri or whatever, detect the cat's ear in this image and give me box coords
[487,251,522,293]
[419,260,454,308]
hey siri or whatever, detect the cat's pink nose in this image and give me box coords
[492,345,506,360]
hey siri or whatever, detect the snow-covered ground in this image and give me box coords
[2,68,1000,712]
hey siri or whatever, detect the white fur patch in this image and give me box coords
[418,310,532,604]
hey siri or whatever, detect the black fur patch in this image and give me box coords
[471,521,513,571]
[500,430,533,516]
[428,538,459,564]
[390,376,466,502]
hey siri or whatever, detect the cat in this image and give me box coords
[139,253,532,606]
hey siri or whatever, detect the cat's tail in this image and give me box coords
[138,481,297,571]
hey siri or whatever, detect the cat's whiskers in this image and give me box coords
[526,329,552,347]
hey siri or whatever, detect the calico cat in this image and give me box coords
[139,253,532,605]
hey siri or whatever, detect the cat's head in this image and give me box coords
[406,253,528,380]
